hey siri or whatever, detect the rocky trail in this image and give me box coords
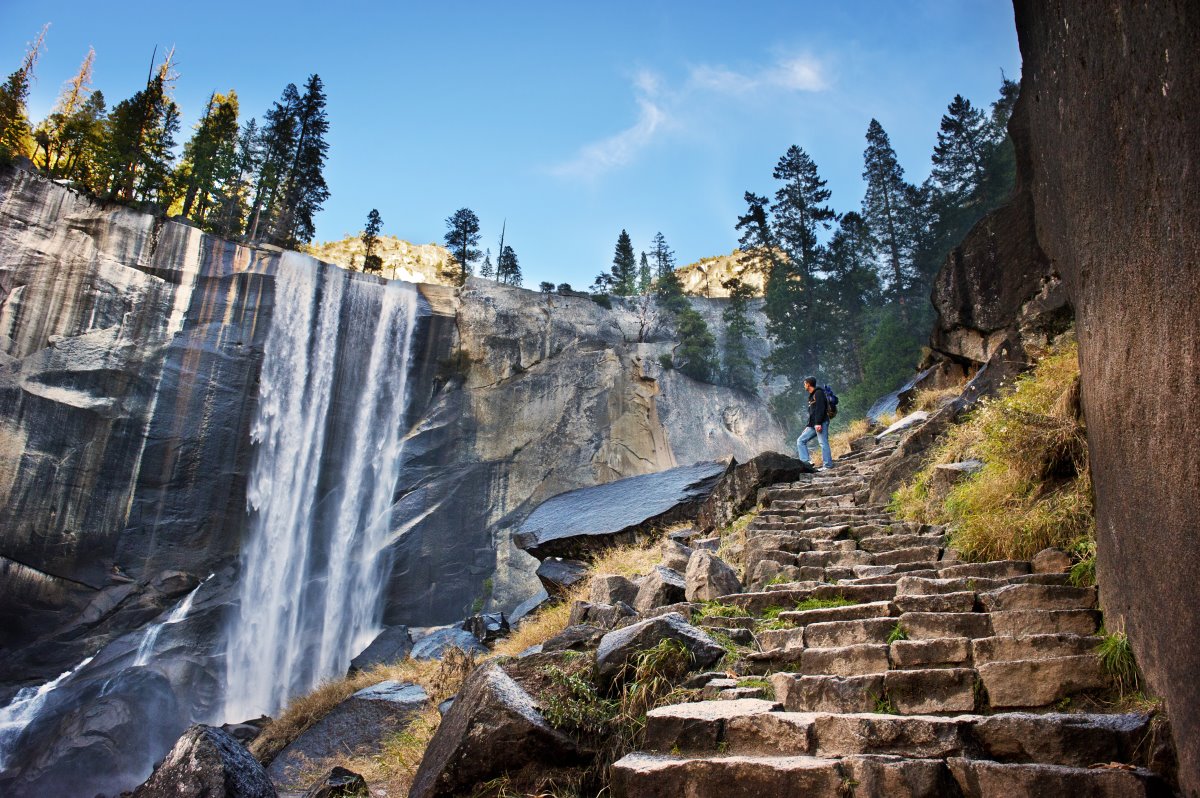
[605,433,1176,797]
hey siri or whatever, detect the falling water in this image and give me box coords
[133,575,212,666]
[0,655,95,769]
[223,254,419,719]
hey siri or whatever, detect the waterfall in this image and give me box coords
[0,656,95,770]
[133,575,211,667]
[223,254,419,720]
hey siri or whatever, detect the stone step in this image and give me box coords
[841,568,939,586]
[884,667,979,713]
[857,533,947,553]
[946,758,1171,798]
[894,591,978,613]
[972,633,1101,664]
[899,611,994,640]
[724,583,898,615]
[777,600,896,626]
[872,545,944,566]
[803,617,898,647]
[756,627,805,651]
[977,583,1098,612]
[610,752,846,798]
[988,609,1102,637]
[938,560,1032,580]
[798,643,892,677]
[890,637,973,669]
[896,572,1071,597]
[640,701,1155,769]
[977,655,1109,708]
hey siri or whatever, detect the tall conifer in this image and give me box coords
[442,207,481,286]
[0,25,46,162]
[862,119,916,302]
[609,229,637,296]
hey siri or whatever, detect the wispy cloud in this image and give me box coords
[689,54,828,94]
[549,54,828,180]
[550,72,668,180]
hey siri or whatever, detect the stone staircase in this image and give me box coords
[611,435,1174,797]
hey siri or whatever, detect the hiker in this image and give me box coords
[797,376,834,470]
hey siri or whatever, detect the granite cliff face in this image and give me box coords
[1012,2,1200,793]
[923,3,1199,792]
[0,166,789,795]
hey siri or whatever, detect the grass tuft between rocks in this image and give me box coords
[1096,627,1142,698]
[890,335,1094,562]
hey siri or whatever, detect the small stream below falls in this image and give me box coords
[223,253,420,719]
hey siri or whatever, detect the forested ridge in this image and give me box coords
[0,25,1016,430]
[0,28,330,250]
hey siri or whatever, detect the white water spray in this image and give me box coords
[0,655,94,770]
[223,255,419,719]
[133,575,212,666]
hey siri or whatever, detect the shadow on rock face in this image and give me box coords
[0,668,185,798]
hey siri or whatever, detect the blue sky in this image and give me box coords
[2,1,1020,289]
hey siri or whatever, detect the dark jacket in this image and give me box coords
[807,387,829,428]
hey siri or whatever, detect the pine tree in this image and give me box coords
[0,26,47,162]
[931,95,990,201]
[361,208,383,274]
[213,118,259,238]
[760,146,835,394]
[820,212,881,392]
[650,232,686,312]
[479,248,494,279]
[101,49,180,204]
[735,192,778,273]
[60,90,106,190]
[248,83,299,241]
[638,252,652,294]
[862,119,916,303]
[273,74,330,247]
[721,278,757,392]
[39,48,94,176]
[497,244,521,286]
[178,90,240,225]
[978,77,1020,208]
[609,229,637,296]
[442,207,481,286]
[137,96,180,207]
[674,305,718,383]
[770,145,835,274]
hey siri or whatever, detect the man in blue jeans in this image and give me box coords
[796,376,833,470]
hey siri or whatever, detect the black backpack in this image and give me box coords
[822,385,840,418]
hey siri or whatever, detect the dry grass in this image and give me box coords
[891,337,1094,561]
[492,539,660,659]
[716,511,757,573]
[908,384,964,413]
[251,651,476,794]
[828,417,870,459]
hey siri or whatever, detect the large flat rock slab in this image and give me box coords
[513,461,729,559]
